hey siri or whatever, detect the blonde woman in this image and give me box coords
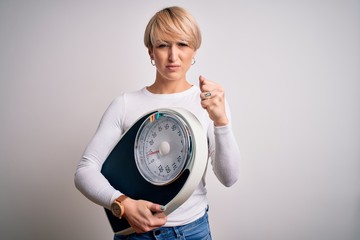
[75,6,240,240]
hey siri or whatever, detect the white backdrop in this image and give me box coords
[0,0,359,239]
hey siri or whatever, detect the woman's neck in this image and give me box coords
[147,78,192,94]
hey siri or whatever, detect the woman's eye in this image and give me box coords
[157,44,168,48]
[178,42,189,47]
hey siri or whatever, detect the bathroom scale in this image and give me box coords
[101,107,208,235]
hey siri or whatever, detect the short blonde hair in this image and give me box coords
[144,6,202,50]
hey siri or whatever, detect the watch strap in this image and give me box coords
[116,195,128,204]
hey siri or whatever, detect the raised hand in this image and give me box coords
[199,75,229,126]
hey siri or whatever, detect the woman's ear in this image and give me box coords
[148,48,154,60]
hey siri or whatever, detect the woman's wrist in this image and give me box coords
[213,118,229,126]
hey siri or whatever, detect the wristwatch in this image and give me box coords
[111,195,128,219]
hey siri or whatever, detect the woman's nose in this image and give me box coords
[168,45,178,62]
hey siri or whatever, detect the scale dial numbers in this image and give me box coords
[134,111,192,186]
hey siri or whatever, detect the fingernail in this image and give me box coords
[160,205,166,211]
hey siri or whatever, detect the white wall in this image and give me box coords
[0,0,359,239]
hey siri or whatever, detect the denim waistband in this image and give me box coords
[114,208,211,240]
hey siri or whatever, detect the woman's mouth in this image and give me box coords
[166,64,180,71]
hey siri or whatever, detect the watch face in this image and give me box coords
[111,202,121,216]
[134,111,192,185]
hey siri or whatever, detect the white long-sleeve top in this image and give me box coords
[74,86,240,226]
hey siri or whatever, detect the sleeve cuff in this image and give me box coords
[214,124,232,135]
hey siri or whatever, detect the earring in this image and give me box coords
[191,58,196,65]
[151,59,155,66]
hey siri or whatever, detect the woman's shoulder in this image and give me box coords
[111,88,146,103]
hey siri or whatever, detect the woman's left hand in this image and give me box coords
[199,75,229,126]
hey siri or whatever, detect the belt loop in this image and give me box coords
[173,226,184,239]
[153,229,161,239]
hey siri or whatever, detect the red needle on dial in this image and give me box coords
[146,142,170,156]
[146,150,159,156]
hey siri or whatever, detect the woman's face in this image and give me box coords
[149,38,196,82]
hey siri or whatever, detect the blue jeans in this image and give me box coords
[114,211,212,240]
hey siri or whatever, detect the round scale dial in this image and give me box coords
[134,110,192,185]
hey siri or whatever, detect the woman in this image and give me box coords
[75,6,240,240]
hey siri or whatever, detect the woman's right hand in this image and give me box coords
[121,198,167,233]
